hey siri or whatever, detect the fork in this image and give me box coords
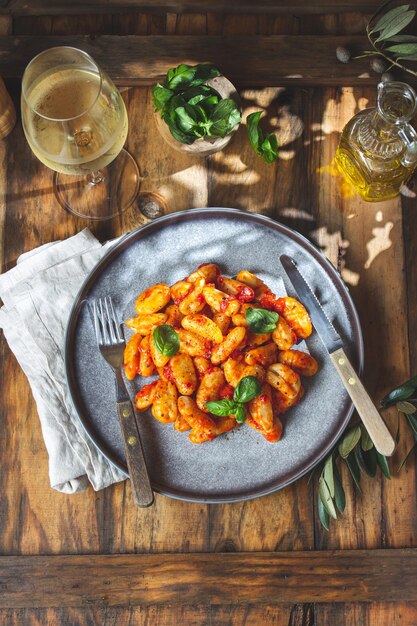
[92,296,154,507]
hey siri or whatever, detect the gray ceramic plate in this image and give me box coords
[65,208,364,503]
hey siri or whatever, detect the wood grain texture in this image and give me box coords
[0,0,387,15]
[0,34,391,86]
[1,550,417,608]
[0,606,295,626]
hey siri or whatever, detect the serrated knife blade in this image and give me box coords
[280,253,395,457]
[280,254,343,354]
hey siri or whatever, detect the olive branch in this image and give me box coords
[316,376,417,530]
[358,0,417,78]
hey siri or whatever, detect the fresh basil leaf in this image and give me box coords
[375,10,416,42]
[333,462,346,513]
[247,111,262,149]
[323,455,335,498]
[345,452,362,491]
[361,426,373,451]
[152,324,180,357]
[174,106,199,133]
[370,4,410,34]
[152,84,173,112]
[338,425,361,459]
[319,476,337,520]
[233,376,261,404]
[246,111,279,164]
[183,84,218,105]
[165,63,221,91]
[245,307,279,334]
[206,399,237,417]
[234,403,247,424]
[210,98,241,137]
[165,64,197,91]
[376,451,391,479]
[318,490,330,531]
[380,376,417,407]
[189,63,221,87]
[385,42,417,55]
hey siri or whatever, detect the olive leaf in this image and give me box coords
[375,10,416,42]
[361,427,373,451]
[380,375,417,408]
[385,43,417,56]
[245,307,279,334]
[153,325,180,357]
[405,412,417,436]
[323,455,335,498]
[376,451,391,479]
[333,463,346,514]
[396,400,417,415]
[355,445,377,478]
[345,452,362,491]
[338,425,362,459]
[387,34,417,42]
[318,491,330,531]
[319,476,337,520]
[397,440,417,472]
[370,4,410,34]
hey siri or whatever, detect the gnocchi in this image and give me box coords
[125,265,318,444]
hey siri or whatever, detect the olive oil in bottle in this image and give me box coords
[335,81,417,201]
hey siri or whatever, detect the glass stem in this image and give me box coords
[89,170,104,185]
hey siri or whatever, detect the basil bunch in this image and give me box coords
[152,63,241,145]
[206,375,261,424]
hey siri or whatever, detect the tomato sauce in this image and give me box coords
[220,384,234,400]
[236,285,255,303]
[163,364,174,381]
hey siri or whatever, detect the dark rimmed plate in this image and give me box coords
[65,208,363,503]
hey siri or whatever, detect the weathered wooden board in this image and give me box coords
[0,34,390,86]
[0,0,387,16]
[1,550,416,608]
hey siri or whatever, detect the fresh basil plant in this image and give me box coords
[152,62,279,163]
[245,307,279,334]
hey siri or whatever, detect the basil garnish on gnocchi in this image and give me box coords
[153,324,180,357]
[124,264,318,444]
[245,307,279,334]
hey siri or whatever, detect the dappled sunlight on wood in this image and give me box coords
[364,222,394,270]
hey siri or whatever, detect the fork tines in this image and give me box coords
[92,296,124,346]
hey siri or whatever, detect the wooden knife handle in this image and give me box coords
[116,400,154,507]
[330,347,395,457]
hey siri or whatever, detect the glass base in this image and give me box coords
[54,149,140,221]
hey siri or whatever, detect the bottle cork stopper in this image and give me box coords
[0,77,16,139]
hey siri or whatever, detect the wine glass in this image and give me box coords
[21,46,140,220]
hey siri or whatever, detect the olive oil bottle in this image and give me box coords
[335,81,417,201]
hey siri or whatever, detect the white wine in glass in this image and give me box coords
[21,47,139,220]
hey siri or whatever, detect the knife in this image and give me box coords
[280,254,395,457]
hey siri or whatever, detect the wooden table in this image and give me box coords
[1,2,417,624]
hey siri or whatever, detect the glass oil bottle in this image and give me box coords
[335,81,417,201]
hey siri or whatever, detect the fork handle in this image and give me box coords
[116,400,154,507]
[330,347,395,457]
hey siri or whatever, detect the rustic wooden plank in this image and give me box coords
[0,0,387,16]
[316,602,417,625]
[0,34,389,86]
[0,605,296,626]
[0,550,416,608]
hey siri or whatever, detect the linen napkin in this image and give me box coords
[0,229,126,494]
